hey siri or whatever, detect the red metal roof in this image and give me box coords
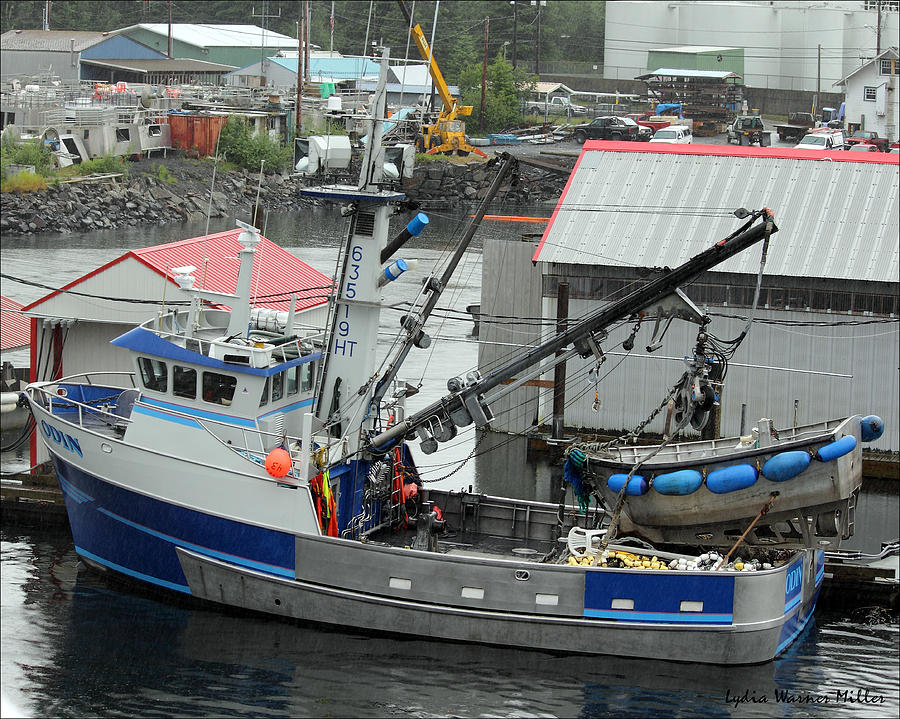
[0,295,30,351]
[581,139,900,164]
[24,229,332,313]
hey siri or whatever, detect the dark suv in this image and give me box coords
[572,116,644,144]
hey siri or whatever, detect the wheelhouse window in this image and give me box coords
[302,362,314,392]
[203,372,236,406]
[173,365,197,399]
[863,86,877,101]
[272,372,284,402]
[138,357,168,392]
[259,377,270,407]
[286,365,299,396]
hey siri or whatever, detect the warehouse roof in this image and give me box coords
[652,46,739,54]
[1,29,112,52]
[637,68,743,80]
[80,57,236,73]
[532,142,899,284]
[116,24,296,49]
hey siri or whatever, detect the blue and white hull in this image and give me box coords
[51,454,298,593]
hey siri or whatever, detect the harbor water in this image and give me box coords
[2,207,898,717]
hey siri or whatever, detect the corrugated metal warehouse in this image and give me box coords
[22,228,332,465]
[479,143,899,451]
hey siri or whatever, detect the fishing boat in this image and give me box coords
[24,52,883,665]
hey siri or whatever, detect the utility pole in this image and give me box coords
[252,2,282,87]
[815,43,821,118]
[876,0,882,54]
[511,1,517,69]
[296,14,303,135]
[42,0,50,30]
[533,0,544,77]
[481,17,488,133]
[304,0,311,83]
[167,0,173,59]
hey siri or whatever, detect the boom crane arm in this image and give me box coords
[396,0,465,116]
[368,208,777,455]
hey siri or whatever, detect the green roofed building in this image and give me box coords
[115,24,298,69]
[647,46,744,81]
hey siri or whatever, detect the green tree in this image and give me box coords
[458,54,536,134]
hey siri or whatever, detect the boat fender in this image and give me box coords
[816,435,856,462]
[265,447,291,478]
[761,451,810,482]
[706,464,759,494]
[860,415,885,443]
[652,469,703,496]
[607,473,649,496]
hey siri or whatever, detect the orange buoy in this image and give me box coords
[265,448,291,478]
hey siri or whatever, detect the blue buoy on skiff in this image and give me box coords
[816,435,856,462]
[762,451,811,482]
[608,473,649,496]
[653,469,703,496]
[860,415,884,443]
[706,464,759,494]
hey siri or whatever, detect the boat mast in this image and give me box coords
[302,50,403,458]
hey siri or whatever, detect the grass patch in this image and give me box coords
[1,170,48,193]
[76,155,129,177]
[156,164,177,184]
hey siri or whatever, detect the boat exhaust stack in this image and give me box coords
[225,220,261,338]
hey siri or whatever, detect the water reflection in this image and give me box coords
[2,515,898,719]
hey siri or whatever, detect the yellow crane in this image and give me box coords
[397,0,487,157]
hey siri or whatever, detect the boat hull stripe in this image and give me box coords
[584,609,733,624]
[138,398,256,427]
[75,545,191,593]
[96,507,294,578]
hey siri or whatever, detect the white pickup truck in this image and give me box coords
[526,96,588,116]
[795,129,846,151]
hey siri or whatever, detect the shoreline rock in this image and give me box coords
[0,153,572,237]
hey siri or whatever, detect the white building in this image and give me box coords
[481,143,900,451]
[835,47,899,140]
[604,0,900,91]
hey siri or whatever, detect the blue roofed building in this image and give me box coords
[224,55,381,89]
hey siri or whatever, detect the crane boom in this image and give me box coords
[396,0,485,157]
[368,208,777,454]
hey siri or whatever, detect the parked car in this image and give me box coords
[848,143,879,152]
[845,130,890,152]
[649,126,693,144]
[525,96,588,117]
[795,129,846,151]
[726,116,771,146]
[626,113,671,133]
[571,116,642,143]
